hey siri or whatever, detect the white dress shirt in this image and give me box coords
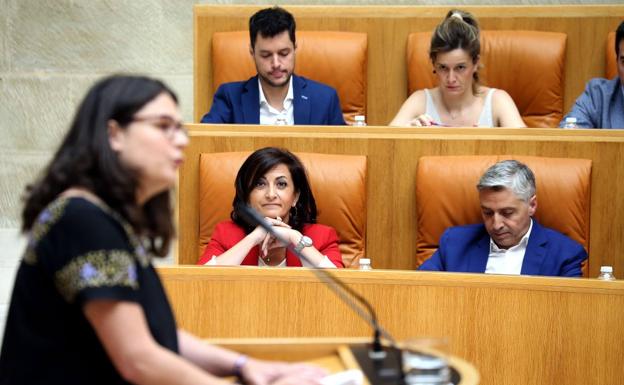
[485,219,533,275]
[259,77,294,125]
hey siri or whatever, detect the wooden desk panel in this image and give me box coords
[177,125,624,277]
[194,5,624,125]
[211,337,479,385]
[160,266,624,385]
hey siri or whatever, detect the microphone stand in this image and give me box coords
[239,205,404,384]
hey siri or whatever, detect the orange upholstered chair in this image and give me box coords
[211,31,367,124]
[415,155,591,275]
[198,151,367,267]
[406,31,567,128]
[606,32,617,79]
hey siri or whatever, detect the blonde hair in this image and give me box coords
[429,9,481,95]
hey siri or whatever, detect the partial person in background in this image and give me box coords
[560,21,624,128]
[419,160,586,277]
[389,9,525,128]
[0,75,325,385]
[198,147,344,268]
[200,6,345,126]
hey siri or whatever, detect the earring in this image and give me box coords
[290,205,298,219]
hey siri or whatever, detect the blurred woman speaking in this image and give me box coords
[0,75,325,385]
[198,147,344,268]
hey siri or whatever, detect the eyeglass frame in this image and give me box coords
[129,115,188,139]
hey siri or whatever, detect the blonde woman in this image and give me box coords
[390,9,525,128]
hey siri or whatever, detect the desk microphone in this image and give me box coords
[238,204,404,384]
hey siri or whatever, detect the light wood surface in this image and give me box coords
[177,125,624,278]
[210,337,479,385]
[194,5,624,125]
[211,338,358,376]
[161,266,623,385]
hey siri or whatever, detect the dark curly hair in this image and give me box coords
[21,74,178,257]
[231,147,317,233]
[249,6,296,50]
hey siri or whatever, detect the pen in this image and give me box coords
[429,122,479,127]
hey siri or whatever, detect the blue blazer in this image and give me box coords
[419,220,587,277]
[200,74,346,125]
[559,77,624,128]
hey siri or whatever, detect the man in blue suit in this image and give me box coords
[419,160,587,277]
[200,6,345,126]
[559,21,624,128]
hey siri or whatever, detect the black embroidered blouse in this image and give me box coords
[0,197,178,384]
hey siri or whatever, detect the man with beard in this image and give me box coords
[201,6,345,125]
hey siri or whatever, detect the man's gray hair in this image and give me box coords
[477,160,536,202]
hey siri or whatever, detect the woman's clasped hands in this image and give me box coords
[255,216,294,258]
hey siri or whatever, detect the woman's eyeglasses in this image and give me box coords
[130,115,188,139]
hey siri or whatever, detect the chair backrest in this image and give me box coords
[606,31,617,79]
[407,31,567,128]
[198,151,367,267]
[415,155,592,275]
[212,31,368,124]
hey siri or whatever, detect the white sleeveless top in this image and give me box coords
[424,88,496,127]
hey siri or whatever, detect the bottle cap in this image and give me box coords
[359,258,371,264]
[600,266,613,273]
[565,117,577,123]
[354,115,366,122]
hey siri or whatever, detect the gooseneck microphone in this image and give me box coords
[238,205,404,383]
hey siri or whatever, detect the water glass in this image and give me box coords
[402,337,451,385]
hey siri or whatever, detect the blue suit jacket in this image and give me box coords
[559,77,624,128]
[200,74,346,125]
[419,220,587,277]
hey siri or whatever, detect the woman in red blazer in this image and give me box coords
[197,147,344,268]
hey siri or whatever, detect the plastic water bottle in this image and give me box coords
[563,117,578,129]
[597,266,616,281]
[359,258,372,270]
[353,115,367,126]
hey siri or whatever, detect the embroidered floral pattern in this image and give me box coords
[86,199,151,268]
[22,196,152,268]
[55,249,138,303]
[23,199,70,265]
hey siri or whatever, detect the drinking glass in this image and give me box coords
[402,337,451,385]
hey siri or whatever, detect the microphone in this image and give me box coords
[238,204,404,383]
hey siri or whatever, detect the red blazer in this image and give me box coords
[197,220,344,268]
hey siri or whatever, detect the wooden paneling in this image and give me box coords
[177,125,624,278]
[160,266,624,385]
[194,5,624,126]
